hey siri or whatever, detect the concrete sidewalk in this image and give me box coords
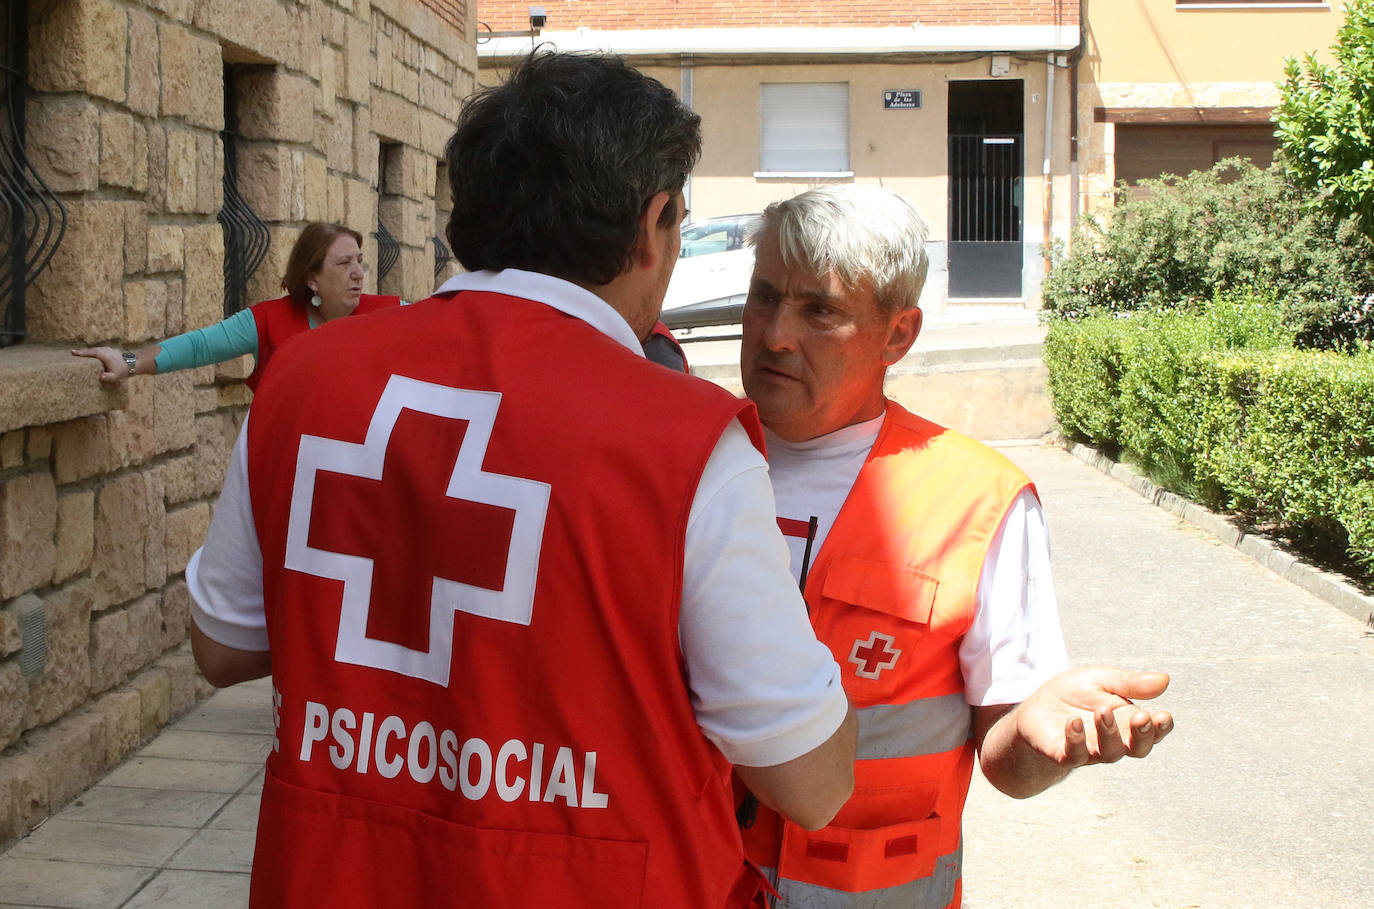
[963,443,1374,909]
[3,441,1372,907]
[0,682,270,907]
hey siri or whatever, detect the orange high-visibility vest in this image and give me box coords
[743,400,1035,909]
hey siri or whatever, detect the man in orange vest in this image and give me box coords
[185,52,857,908]
[736,184,1174,908]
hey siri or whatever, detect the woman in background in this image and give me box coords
[74,222,401,390]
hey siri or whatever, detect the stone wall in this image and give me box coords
[0,0,475,847]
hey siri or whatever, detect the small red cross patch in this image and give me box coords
[848,631,901,679]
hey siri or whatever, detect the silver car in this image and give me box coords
[662,213,760,330]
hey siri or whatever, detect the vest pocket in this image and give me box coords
[817,556,943,705]
[253,767,650,908]
[821,554,939,626]
[777,810,944,893]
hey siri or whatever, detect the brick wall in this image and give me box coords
[0,0,476,848]
[477,0,1079,31]
[423,0,469,36]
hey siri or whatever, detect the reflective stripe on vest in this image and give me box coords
[762,839,962,909]
[856,692,971,761]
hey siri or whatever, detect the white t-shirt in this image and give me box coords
[187,269,849,769]
[764,416,1069,707]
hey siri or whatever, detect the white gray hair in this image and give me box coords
[750,184,930,312]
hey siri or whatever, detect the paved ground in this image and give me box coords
[0,681,269,907]
[963,443,1374,909]
[2,440,1371,907]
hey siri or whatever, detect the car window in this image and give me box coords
[680,223,733,258]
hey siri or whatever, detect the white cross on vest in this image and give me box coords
[284,375,552,687]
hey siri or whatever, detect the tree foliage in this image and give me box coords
[1041,160,1374,350]
[1275,0,1374,237]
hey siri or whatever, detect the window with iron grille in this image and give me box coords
[218,67,270,319]
[434,234,452,278]
[1,2,66,348]
[375,143,401,285]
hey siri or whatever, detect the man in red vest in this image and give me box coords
[735,184,1175,908]
[185,52,856,908]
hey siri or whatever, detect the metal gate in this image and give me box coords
[947,133,1022,299]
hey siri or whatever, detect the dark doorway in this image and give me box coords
[947,80,1024,299]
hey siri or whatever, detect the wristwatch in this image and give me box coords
[121,351,138,376]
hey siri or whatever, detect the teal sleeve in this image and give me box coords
[153,308,260,373]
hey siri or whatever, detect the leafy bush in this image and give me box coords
[1047,295,1292,501]
[1116,297,1292,501]
[1046,301,1374,571]
[1042,160,1374,350]
[1043,317,1128,448]
[1275,0,1374,238]
[1220,351,1374,537]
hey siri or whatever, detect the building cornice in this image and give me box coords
[478,25,1081,60]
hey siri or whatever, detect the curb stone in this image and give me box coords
[1055,436,1374,628]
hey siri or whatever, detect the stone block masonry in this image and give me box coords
[0,0,476,850]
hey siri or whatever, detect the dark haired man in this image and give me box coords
[186,52,855,908]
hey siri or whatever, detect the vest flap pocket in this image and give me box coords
[778,811,944,894]
[255,768,650,908]
[822,554,938,625]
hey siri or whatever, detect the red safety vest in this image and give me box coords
[246,292,400,390]
[244,289,767,908]
[743,401,1034,909]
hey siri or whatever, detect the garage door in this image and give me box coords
[1115,124,1277,196]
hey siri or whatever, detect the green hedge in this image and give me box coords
[1045,298,1374,570]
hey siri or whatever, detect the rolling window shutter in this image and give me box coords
[760,83,849,172]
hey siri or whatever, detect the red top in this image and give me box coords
[246,293,401,391]
[243,289,766,908]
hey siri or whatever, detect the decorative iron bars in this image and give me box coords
[375,220,399,284]
[433,234,452,278]
[948,134,1022,244]
[1,3,66,348]
[217,73,269,318]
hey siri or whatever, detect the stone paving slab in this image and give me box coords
[165,828,256,874]
[58,786,231,829]
[137,730,273,765]
[0,856,153,909]
[0,678,273,908]
[98,756,260,795]
[118,870,250,909]
[205,791,260,833]
[4,819,194,867]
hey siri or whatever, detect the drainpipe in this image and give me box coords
[1070,56,1079,233]
[1042,53,1056,277]
[1070,0,1085,233]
